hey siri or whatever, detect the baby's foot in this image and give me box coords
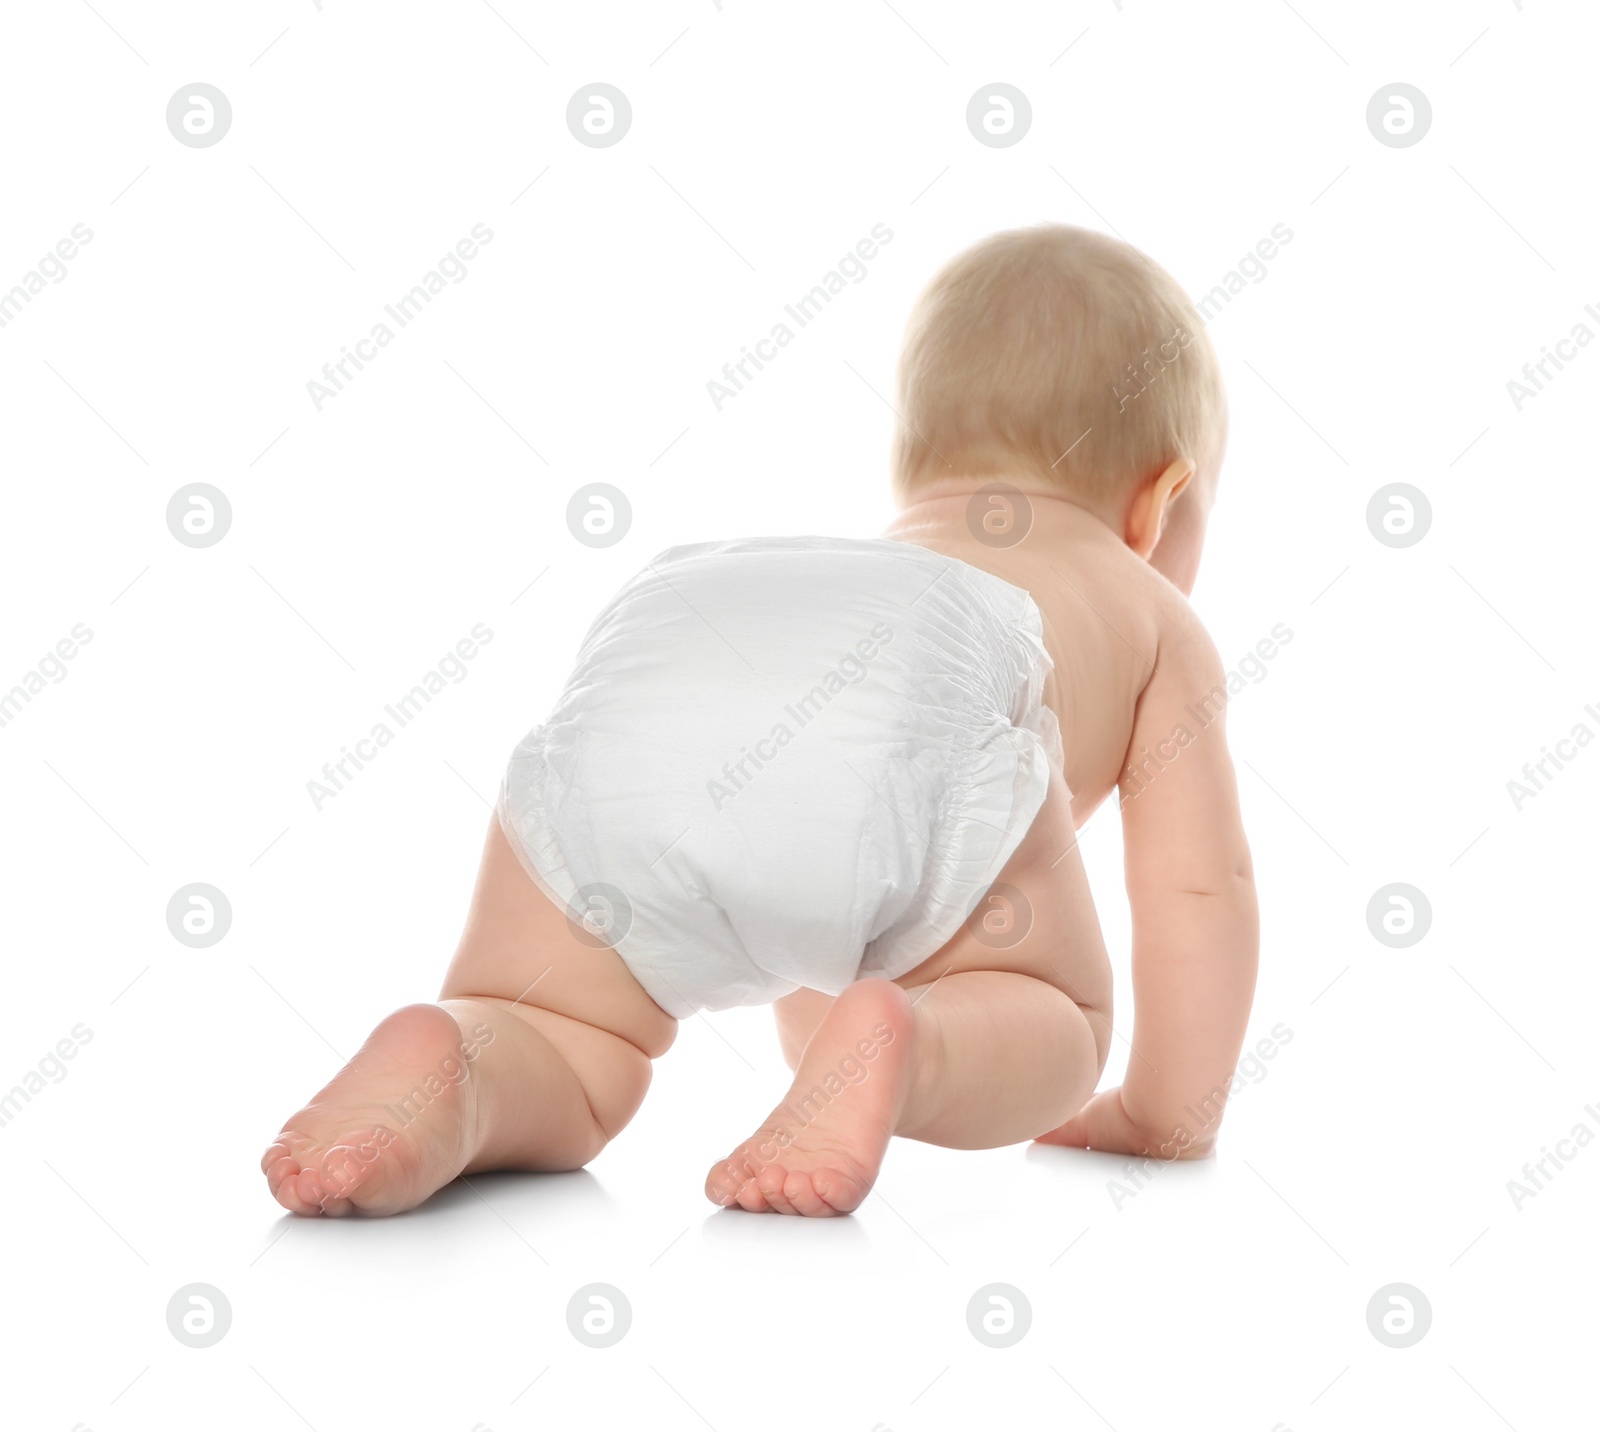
[262,1004,476,1217]
[706,979,914,1216]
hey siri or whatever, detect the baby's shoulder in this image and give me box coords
[1137,573,1224,699]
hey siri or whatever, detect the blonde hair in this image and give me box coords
[892,225,1227,502]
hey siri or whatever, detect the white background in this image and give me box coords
[2,2,1596,1429]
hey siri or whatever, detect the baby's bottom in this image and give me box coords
[262,772,1110,1217]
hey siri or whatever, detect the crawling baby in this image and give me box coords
[263,224,1259,1217]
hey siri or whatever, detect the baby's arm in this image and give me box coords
[1043,608,1259,1158]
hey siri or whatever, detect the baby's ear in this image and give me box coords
[1147,486,1207,596]
[1124,458,1193,559]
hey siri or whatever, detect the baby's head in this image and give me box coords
[892,224,1227,592]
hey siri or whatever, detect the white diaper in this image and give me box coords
[496,535,1063,1017]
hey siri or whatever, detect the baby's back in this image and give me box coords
[885,490,1191,825]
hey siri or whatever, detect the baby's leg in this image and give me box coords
[263,818,676,1216]
[709,773,1110,1213]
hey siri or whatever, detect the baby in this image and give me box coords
[262,224,1259,1218]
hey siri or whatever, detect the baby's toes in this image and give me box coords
[705,1152,757,1208]
[754,1164,799,1215]
[811,1166,871,1215]
[262,1148,299,1194]
[265,1159,317,1215]
[731,1177,773,1212]
[781,1170,838,1218]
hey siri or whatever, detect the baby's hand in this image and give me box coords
[1034,1087,1213,1161]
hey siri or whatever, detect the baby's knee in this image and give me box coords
[1081,998,1113,1080]
[580,1033,656,1144]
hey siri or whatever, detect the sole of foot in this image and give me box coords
[704,979,914,1216]
[262,1003,475,1217]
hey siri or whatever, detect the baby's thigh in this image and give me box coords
[440,816,678,1060]
[893,772,1113,1042]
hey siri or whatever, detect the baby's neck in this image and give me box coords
[887,481,1122,545]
